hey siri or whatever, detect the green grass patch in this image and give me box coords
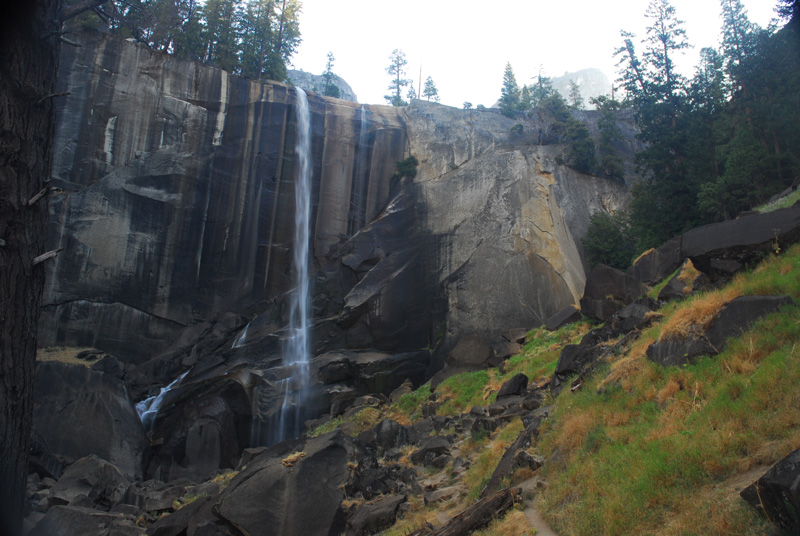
[756,187,800,213]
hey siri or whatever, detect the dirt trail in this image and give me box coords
[519,478,559,536]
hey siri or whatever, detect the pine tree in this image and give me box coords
[423,76,439,102]
[568,79,584,109]
[384,49,410,106]
[322,51,340,97]
[530,68,554,108]
[499,62,520,117]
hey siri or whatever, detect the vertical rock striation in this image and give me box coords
[42,31,407,362]
[42,30,632,372]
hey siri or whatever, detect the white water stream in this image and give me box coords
[136,370,189,432]
[268,87,313,445]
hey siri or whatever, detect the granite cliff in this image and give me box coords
[37,31,631,473]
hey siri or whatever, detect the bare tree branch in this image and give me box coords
[60,0,109,22]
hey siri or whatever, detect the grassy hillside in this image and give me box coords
[319,242,800,535]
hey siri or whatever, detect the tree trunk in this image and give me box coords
[411,488,522,536]
[0,1,61,534]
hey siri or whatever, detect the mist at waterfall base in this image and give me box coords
[250,87,314,447]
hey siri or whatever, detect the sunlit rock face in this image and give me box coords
[405,101,629,353]
[41,31,631,369]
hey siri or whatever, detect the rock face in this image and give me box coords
[32,362,149,480]
[287,69,358,102]
[41,30,634,452]
[42,30,410,362]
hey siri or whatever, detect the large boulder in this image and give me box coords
[647,295,794,366]
[29,505,144,536]
[682,205,800,274]
[32,362,149,479]
[346,494,405,536]
[145,374,252,482]
[580,264,649,321]
[49,455,129,510]
[214,431,354,536]
[626,237,683,285]
[741,447,800,533]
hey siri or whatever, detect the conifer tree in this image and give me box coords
[499,62,520,117]
[423,76,439,102]
[385,49,410,106]
[322,51,340,97]
[568,79,584,109]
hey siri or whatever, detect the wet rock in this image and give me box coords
[657,260,705,301]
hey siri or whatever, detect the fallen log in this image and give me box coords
[481,431,530,498]
[410,487,521,536]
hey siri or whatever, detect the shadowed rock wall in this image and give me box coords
[41,31,407,362]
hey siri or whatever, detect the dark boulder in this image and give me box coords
[145,375,252,482]
[626,237,683,285]
[682,205,800,274]
[545,305,581,331]
[496,374,528,399]
[705,295,794,347]
[645,337,714,367]
[647,295,794,366]
[362,419,415,451]
[410,436,450,465]
[32,362,149,480]
[741,447,800,533]
[29,505,144,536]
[214,431,353,536]
[611,301,658,333]
[582,264,649,307]
[346,495,406,536]
[657,260,707,302]
[553,344,600,379]
[430,333,494,388]
[50,455,129,510]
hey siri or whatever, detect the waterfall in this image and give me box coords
[136,370,189,432]
[232,321,249,348]
[267,87,313,445]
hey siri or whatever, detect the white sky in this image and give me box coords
[290,0,779,108]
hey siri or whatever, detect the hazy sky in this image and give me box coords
[290,0,779,108]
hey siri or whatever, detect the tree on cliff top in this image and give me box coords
[423,76,439,102]
[321,51,340,98]
[499,62,520,117]
[385,49,410,106]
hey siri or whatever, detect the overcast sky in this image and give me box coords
[290,0,779,108]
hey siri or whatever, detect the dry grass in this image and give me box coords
[658,286,741,341]
[281,451,305,467]
[472,509,534,536]
[36,346,100,366]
